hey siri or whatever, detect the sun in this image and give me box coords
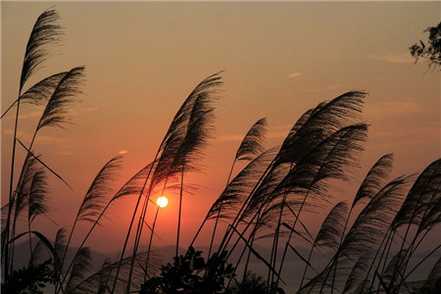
[156,196,169,208]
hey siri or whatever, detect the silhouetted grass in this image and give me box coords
[2,8,440,294]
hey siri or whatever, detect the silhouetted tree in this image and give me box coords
[410,22,441,68]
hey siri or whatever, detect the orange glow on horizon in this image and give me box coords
[156,196,169,208]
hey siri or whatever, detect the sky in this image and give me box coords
[2,2,440,254]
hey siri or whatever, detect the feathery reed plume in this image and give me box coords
[110,73,221,294]
[170,77,217,257]
[13,157,39,223]
[392,158,441,231]
[21,71,69,104]
[314,202,349,250]
[230,122,366,291]
[65,247,92,293]
[134,72,221,260]
[96,259,113,294]
[330,153,394,293]
[382,159,441,291]
[188,147,274,256]
[352,153,394,208]
[316,175,412,294]
[300,202,348,289]
[58,156,122,293]
[216,92,367,290]
[8,156,39,271]
[3,10,62,282]
[27,169,48,263]
[54,228,67,284]
[272,123,367,288]
[381,249,409,288]
[276,91,365,165]
[143,205,160,281]
[338,175,412,262]
[207,148,276,222]
[58,161,156,291]
[239,163,290,224]
[342,254,372,294]
[224,91,366,244]
[27,170,48,224]
[204,118,268,257]
[76,156,123,224]
[420,256,441,292]
[235,118,267,161]
[172,91,216,260]
[72,251,159,294]
[419,197,441,233]
[29,239,45,267]
[36,66,84,130]
[1,71,69,119]
[150,72,222,186]
[118,72,221,294]
[318,175,413,294]
[19,9,62,92]
[8,66,84,274]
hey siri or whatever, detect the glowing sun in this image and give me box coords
[156,196,169,208]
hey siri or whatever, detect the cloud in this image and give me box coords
[368,53,414,64]
[118,149,129,155]
[288,72,303,79]
[37,135,66,145]
[83,106,99,112]
[217,126,290,143]
[217,134,244,142]
[367,100,422,117]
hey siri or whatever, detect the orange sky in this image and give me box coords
[2,2,440,253]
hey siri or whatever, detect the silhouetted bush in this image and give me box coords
[139,247,234,294]
[1,260,54,294]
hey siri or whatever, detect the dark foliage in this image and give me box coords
[410,22,441,68]
[1,260,54,294]
[140,247,234,294]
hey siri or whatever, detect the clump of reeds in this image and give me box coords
[2,8,440,294]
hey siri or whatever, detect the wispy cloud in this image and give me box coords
[118,149,129,155]
[218,125,290,143]
[217,134,244,142]
[288,72,303,79]
[367,100,423,117]
[368,53,414,64]
[58,150,73,156]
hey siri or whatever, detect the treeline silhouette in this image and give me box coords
[2,9,440,294]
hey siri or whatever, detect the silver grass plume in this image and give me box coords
[19,71,69,105]
[152,72,222,186]
[28,169,48,224]
[338,175,413,260]
[235,118,267,161]
[19,9,62,92]
[37,66,85,131]
[392,158,441,230]
[352,153,394,207]
[314,202,349,251]
[276,91,366,165]
[54,228,67,278]
[77,156,123,223]
[342,254,372,294]
[207,148,277,221]
[72,251,160,294]
[421,256,441,292]
[65,247,92,293]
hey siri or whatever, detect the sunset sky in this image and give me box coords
[2,2,440,254]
